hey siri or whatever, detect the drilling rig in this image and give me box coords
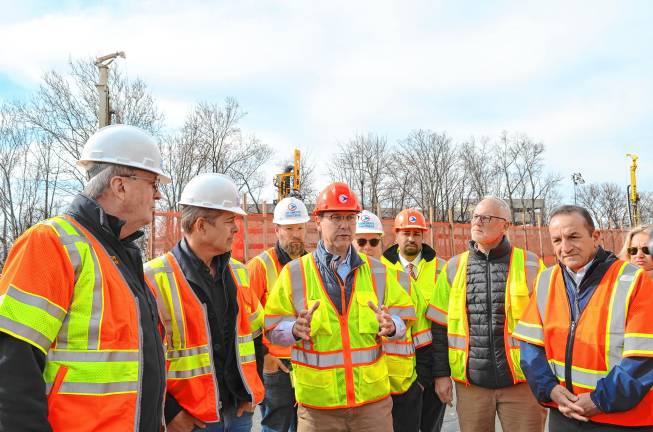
[273,149,301,204]
[626,153,641,227]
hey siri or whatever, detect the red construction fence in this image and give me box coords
[148,212,628,266]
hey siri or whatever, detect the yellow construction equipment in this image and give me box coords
[273,149,301,203]
[626,153,641,227]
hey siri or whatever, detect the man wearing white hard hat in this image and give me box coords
[144,173,265,432]
[247,197,311,432]
[0,125,169,431]
[352,210,384,258]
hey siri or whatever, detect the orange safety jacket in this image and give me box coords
[0,215,148,432]
[513,261,653,427]
[247,247,291,358]
[144,252,265,423]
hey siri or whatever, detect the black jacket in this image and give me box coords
[0,194,166,432]
[383,243,438,386]
[164,238,264,423]
[432,236,526,388]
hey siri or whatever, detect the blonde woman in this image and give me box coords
[620,226,653,278]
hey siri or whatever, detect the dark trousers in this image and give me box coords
[391,380,423,432]
[420,379,445,432]
[549,409,653,432]
[261,360,297,432]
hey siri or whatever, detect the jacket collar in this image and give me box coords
[469,235,512,260]
[558,246,616,291]
[65,193,143,244]
[382,242,436,265]
[314,240,364,271]
[173,237,231,287]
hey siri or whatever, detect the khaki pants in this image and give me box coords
[455,382,546,432]
[297,396,393,432]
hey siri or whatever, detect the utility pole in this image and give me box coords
[626,154,640,227]
[95,51,125,128]
[572,172,584,205]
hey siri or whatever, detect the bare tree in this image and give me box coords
[19,57,163,192]
[328,133,390,210]
[578,182,629,228]
[159,99,272,212]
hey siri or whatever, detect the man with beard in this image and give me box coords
[382,208,446,431]
[427,196,546,432]
[247,197,311,432]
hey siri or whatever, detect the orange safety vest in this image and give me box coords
[513,261,653,427]
[144,252,265,423]
[247,247,291,358]
[0,215,149,432]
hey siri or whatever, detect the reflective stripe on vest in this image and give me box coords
[383,341,416,356]
[412,329,433,347]
[257,250,279,291]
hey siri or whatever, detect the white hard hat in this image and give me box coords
[178,173,246,215]
[77,125,171,183]
[356,210,384,236]
[273,197,310,224]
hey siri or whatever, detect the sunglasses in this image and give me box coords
[356,238,381,247]
[627,246,650,256]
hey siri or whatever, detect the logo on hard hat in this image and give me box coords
[408,215,417,223]
[338,194,349,203]
[288,202,298,212]
[360,215,371,222]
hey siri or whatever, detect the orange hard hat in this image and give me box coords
[394,208,428,231]
[313,182,362,215]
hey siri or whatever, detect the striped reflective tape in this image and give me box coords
[289,260,306,313]
[292,349,344,367]
[624,334,653,355]
[369,258,387,304]
[448,334,466,350]
[383,341,415,356]
[548,360,606,390]
[47,380,139,395]
[0,315,52,353]
[168,345,210,359]
[44,218,104,351]
[240,354,257,363]
[535,268,554,320]
[396,271,411,294]
[48,350,140,362]
[606,263,639,370]
[258,251,279,289]
[351,346,382,365]
[446,255,461,286]
[426,304,447,324]
[412,330,432,347]
[168,365,213,379]
[387,306,416,320]
[512,321,544,345]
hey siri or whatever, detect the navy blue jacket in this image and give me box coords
[520,248,653,412]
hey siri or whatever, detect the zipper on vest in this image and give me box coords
[564,284,581,392]
[485,257,499,387]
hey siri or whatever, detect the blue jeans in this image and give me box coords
[261,360,297,432]
[193,404,254,432]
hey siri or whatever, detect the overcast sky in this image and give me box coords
[1,0,651,202]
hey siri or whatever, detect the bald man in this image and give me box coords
[426,197,547,432]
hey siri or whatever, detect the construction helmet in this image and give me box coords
[356,210,384,236]
[178,173,246,215]
[77,125,171,183]
[273,197,310,224]
[394,208,428,231]
[313,182,362,215]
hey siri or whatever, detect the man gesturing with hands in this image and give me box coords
[264,182,416,432]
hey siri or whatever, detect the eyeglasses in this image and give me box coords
[356,238,381,247]
[471,214,507,224]
[326,214,357,224]
[627,246,650,256]
[120,175,161,193]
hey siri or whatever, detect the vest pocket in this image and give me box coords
[360,361,388,383]
[386,355,413,378]
[295,364,335,388]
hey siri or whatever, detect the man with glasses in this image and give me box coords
[382,208,446,431]
[427,196,546,432]
[264,182,416,432]
[0,125,169,431]
[247,197,311,432]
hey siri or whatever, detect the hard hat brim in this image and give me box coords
[77,159,172,184]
